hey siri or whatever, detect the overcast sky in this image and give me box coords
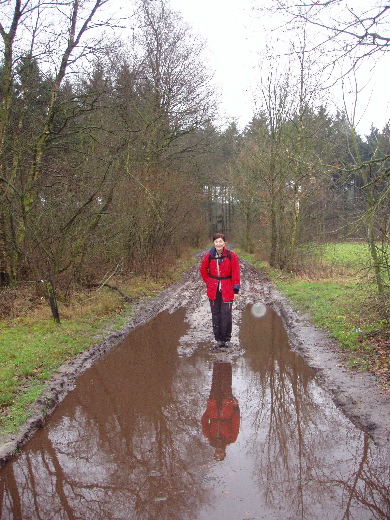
[169,0,260,129]
[169,0,390,136]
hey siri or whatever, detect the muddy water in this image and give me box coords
[1,305,389,520]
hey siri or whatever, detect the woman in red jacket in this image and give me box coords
[200,233,240,348]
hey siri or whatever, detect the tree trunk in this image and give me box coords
[351,129,385,295]
[0,211,10,285]
[42,278,61,324]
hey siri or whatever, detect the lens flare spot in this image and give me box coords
[251,302,267,318]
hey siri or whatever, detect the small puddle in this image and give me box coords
[0,305,389,520]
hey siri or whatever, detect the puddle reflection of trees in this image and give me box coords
[1,306,389,520]
[0,309,214,520]
[240,304,390,519]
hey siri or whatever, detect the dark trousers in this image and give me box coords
[209,290,233,342]
[210,362,233,399]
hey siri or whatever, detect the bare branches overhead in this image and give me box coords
[272,1,390,56]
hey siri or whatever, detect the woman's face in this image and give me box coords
[214,238,225,253]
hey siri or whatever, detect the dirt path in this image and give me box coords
[1,256,389,466]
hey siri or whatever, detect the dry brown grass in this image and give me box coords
[1,276,147,323]
[0,247,198,324]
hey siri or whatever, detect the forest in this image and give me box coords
[0,0,389,308]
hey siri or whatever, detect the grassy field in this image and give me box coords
[238,242,389,384]
[322,241,369,266]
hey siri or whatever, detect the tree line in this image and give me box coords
[0,0,388,307]
[0,0,217,292]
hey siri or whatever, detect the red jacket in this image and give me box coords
[200,247,240,302]
[201,398,240,445]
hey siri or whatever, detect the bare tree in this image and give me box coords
[0,0,114,287]
[112,0,216,272]
[254,1,389,292]
[271,1,390,63]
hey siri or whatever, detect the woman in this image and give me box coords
[200,233,240,348]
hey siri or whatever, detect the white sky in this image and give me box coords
[169,0,390,136]
[170,0,258,129]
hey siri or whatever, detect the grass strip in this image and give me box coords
[0,312,129,434]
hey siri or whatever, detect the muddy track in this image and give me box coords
[1,256,389,466]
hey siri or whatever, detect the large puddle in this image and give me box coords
[0,305,389,519]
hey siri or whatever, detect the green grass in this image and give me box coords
[0,316,118,433]
[322,242,371,269]
[274,279,367,347]
[1,383,46,435]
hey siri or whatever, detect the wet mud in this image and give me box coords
[0,256,389,519]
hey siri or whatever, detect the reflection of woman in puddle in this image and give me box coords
[201,362,240,461]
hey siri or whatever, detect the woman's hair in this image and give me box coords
[213,233,226,241]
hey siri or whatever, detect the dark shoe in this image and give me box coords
[210,341,224,352]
